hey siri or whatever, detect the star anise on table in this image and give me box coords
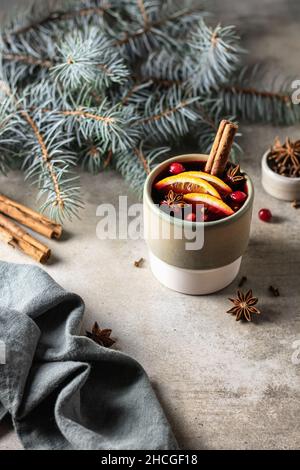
[86,322,116,348]
[227,289,260,322]
[226,164,246,185]
[268,137,300,177]
[162,189,185,208]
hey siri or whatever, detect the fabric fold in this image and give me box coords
[0,261,177,450]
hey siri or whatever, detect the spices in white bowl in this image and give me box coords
[262,137,300,201]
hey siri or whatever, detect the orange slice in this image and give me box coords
[183,171,232,194]
[183,193,234,216]
[154,174,221,199]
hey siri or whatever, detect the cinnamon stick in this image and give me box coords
[0,213,51,263]
[0,193,62,239]
[205,119,228,173]
[205,120,238,176]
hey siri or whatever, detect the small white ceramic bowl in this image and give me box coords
[262,150,300,201]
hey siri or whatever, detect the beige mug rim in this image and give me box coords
[144,153,254,228]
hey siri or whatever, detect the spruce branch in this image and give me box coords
[114,4,204,56]
[0,79,82,221]
[136,0,151,25]
[0,94,21,173]
[46,98,140,152]
[80,140,112,174]
[214,66,300,124]
[135,85,200,141]
[57,109,115,123]
[223,85,292,102]
[21,111,64,207]
[120,80,153,106]
[141,49,192,83]
[134,145,151,175]
[1,53,53,68]
[1,30,54,82]
[21,109,82,222]
[4,2,113,37]
[51,28,129,89]
[187,19,244,92]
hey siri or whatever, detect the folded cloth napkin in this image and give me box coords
[0,261,177,450]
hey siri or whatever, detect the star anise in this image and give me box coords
[226,164,246,185]
[86,322,116,348]
[268,137,300,177]
[162,189,185,208]
[227,289,260,322]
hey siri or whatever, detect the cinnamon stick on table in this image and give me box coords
[0,193,62,239]
[0,213,51,264]
[205,120,238,176]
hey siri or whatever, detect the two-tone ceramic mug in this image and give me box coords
[143,154,254,295]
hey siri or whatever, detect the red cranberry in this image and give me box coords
[230,191,247,204]
[169,162,185,175]
[259,208,272,222]
[185,212,196,222]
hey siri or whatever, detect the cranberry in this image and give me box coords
[230,191,247,204]
[169,162,185,175]
[259,208,272,222]
[185,212,196,222]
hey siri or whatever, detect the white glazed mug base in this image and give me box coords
[149,251,242,295]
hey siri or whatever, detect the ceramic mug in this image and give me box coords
[143,154,254,294]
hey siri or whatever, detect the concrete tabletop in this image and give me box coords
[0,0,299,450]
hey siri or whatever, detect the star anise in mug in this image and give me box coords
[227,289,260,322]
[226,164,246,186]
[86,322,116,348]
[161,190,185,208]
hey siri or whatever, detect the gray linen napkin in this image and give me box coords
[0,261,177,450]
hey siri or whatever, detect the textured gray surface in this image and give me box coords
[0,0,299,450]
[0,262,177,450]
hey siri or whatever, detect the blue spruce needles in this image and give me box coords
[52,28,129,89]
[0,0,298,221]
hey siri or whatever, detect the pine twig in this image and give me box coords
[115,8,199,46]
[103,148,113,169]
[2,53,53,68]
[6,4,113,37]
[134,147,150,174]
[136,100,189,125]
[222,85,291,104]
[137,0,149,25]
[21,111,65,209]
[0,82,65,210]
[56,109,115,124]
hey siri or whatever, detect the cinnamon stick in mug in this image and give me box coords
[205,120,238,176]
